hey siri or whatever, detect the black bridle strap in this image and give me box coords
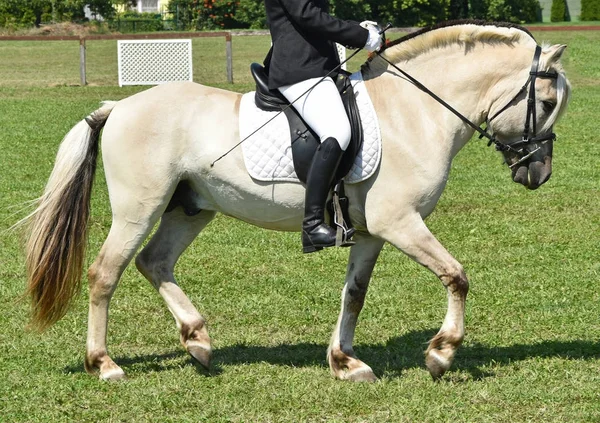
[524,45,542,141]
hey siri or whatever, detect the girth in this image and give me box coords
[250,63,363,184]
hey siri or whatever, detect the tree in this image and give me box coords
[449,0,469,19]
[550,0,569,21]
[0,0,49,27]
[234,0,266,29]
[88,0,116,19]
[330,0,371,21]
[581,0,600,20]
[471,0,541,23]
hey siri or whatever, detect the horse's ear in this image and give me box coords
[544,44,567,65]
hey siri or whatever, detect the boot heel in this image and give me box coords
[303,245,323,254]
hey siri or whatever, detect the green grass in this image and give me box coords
[0,31,599,422]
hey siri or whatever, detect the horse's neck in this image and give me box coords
[365,41,533,159]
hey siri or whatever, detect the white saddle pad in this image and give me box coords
[239,72,381,184]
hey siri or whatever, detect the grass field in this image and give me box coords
[0,30,599,422]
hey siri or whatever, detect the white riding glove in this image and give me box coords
[360,20,379,29]
[360,21,383,52]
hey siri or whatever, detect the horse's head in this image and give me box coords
[488,44,571,190]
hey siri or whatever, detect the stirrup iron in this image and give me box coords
[331,182,355,247]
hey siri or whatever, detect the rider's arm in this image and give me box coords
[277,0,368,49]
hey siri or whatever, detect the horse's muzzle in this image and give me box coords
[511,154,552,190]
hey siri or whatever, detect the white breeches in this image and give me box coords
[278,77,351,151]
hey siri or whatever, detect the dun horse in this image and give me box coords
[23,22,570,381]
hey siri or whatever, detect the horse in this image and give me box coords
[22,21,571,382]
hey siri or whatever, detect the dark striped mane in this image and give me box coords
[362,20,538,73]
[383,19,535,52]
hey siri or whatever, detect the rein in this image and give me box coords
[376,44,558,165]
[212,26,558,169]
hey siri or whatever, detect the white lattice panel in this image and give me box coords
[117,39,193,86]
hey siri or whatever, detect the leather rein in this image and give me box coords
[376,44,559,167]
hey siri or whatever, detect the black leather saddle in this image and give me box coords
[250,63,363,184]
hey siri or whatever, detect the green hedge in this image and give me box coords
[471,0,541,23]
[167,0,541,30]
[0,0,115,29]
[1,0,544,32]
[109,12,164,33]
[551,0,569,21]
[581,0,600,20]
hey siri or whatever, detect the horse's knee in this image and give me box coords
[440,264,468,296]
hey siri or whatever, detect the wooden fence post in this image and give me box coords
[226,33,233,84]
[80,38,87,86]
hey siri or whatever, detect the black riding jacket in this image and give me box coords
[263,0,368,89]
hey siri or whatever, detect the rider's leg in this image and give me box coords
[278,77,352,253]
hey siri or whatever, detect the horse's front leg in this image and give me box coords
[373,214,469,379]
[328,233,384,382]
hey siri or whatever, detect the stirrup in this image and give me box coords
[332,182,355,247]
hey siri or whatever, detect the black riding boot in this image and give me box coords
[302,137,347,253]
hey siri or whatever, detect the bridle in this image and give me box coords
[376,44,559,168]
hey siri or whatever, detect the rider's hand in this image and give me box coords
[360,20,379,29]
[361,21,383,52]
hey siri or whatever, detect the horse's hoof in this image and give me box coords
[345,368,378,383]
[425,349,451,380]
[99,367,127,381]
[187,341,212,369]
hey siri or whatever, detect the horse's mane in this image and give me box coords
[363,20,536,73]
[361,20,571,139]
[386,20,534,49]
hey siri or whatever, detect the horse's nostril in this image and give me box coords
[512,165,529,186]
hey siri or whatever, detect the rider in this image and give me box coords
[263,0,383,253]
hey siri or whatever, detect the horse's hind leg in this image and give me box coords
[373,214,469,380]
[135,207,216,369]
[85,205,163,380]
[328,233,384,382]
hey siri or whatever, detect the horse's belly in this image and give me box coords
[189,171,306,232]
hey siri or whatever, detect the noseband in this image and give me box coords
[377,44,559,165]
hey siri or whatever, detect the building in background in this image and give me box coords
[109,0,169,14]
[135,0,169,13]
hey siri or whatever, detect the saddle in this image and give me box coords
[250,63,363,184]
[250,63,361,244]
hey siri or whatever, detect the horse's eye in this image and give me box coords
[542,101,556,113]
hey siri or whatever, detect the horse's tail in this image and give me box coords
[22,101,116,330]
